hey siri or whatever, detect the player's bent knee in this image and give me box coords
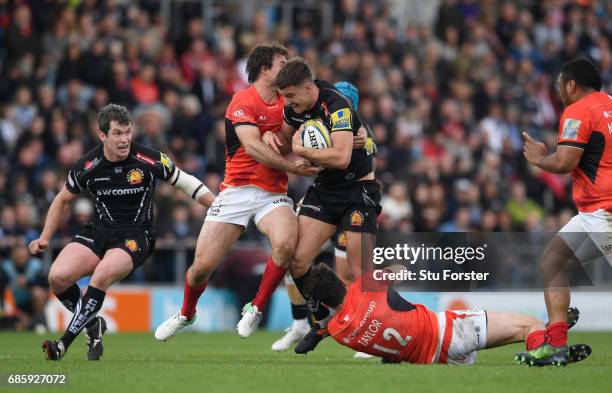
[289,257,310,277]
[48,269,73,293]
[271,242,295,264]
[189,258,215,282]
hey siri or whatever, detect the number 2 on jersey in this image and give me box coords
[371,328,412,355]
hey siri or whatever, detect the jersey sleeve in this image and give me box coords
[225,95,257,127]
[327,95,354,133]
[283,106,302,129]
[134,145,176,181]
[558,104,593,148]
[65,164,85,194]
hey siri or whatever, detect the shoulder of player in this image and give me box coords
[561,99,593,122]
[226,88,257,114]
[131,143,164,166]
[317,80,351,106]
[563,93,611,120]
[71,145,103,175]
[320,87,355,120]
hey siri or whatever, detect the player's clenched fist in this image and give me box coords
[29,238,49,254]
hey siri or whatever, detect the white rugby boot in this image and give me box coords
[236,302,263,338]
[155,312,196,341]
[271,319,310,351]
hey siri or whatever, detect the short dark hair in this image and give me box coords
[276,57,313,90]
[245,42,289,84]
[303,264,347,308]
[98,104,132,134]
[560,58,602,91]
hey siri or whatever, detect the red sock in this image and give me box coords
[180,272,207,320]
[526,330,546,350]
[546,322,568,347]
[252,256,287,311]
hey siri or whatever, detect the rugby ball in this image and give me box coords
[301,119,331,149]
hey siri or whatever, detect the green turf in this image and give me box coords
[0,331,610,393]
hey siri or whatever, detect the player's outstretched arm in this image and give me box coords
[523,132,583,173]
[29,186,78,255]
[292,128,353,169]
[166,167,215,208]
[236,124,319,176]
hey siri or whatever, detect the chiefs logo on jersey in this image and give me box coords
[125,239,139,252]
[127,169,144,185]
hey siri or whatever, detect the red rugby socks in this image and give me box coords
[181,272,207,320]
[252,256,287,311]
[546,321,568,347]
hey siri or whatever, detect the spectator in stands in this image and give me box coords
[1,245,48,330]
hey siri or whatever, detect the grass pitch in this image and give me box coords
[0,331,610,393]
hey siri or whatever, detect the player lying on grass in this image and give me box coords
[302,264,591,366]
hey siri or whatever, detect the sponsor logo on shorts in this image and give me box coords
[337,232,347,247]
[233,109,244,118]
[125,239,139,252]
[350,211,365,226]
[208,205,221,216]
[76,235,94,243]
[301,204,321,212]
[474,325,481,347]
[272,197,291,205]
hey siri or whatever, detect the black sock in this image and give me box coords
[55,284,98,329]
[292,268,330,322]
[60,286,106,348]
[56,284,81,312]
[291,302,309,320]
[292,267,311,294]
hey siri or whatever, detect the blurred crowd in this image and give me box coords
[1,0,611,292]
